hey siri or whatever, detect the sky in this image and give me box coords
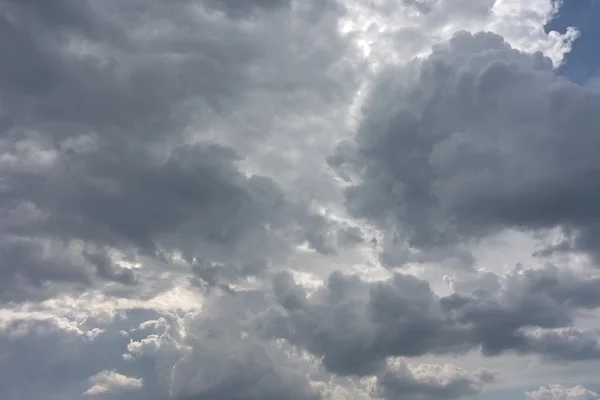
[1,1,600,400]
[546,0,600,86]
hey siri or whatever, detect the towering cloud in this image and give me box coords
[331,31,600,267]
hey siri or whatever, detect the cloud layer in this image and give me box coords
[259,265,600,376]
[1,0,599,399]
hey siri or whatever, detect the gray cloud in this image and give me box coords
[521,327,600,361]
[0,139,302,300]
[330,30,600,267]
[258,265,600,376]
[0,2,362,397]
[0,0,353,300]
[83,249,137,286]
[202,0,292,18]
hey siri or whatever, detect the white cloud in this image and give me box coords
[527,385,600,400]
[84,370,143,396]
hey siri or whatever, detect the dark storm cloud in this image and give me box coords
[257,265,600,376]
[7,143,292,254]
[0,0,353,300]
[0,139,299,300]
[0,238,90,302]
[330,30,600,266]
[0,0,262,132]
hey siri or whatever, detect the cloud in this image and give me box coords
[545,0,600,86]
[370,360,496,400]
[521,327,600,361]
[330,30,600,267]
[342,0,577,71]
[526,385,600,400]
[1,0,599,399]
[0,292,325,400]
[126,292,313,400]
[84,370,143,396]
[0,139,307,301]
[0,0,355,301]
[258,264,600,376]
[201,0,292,18]
[0,285,499,400]
[0,313,144,400]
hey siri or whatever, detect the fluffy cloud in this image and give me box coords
[331,30,600,267]
[0,292,323,400]
[526,385,600,400]
[342,0,576,68]
[84,370,143,396]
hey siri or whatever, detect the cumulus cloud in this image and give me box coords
[331,30,600,267]
[0,292,326,400]
[0,313,142,400]
[84,370,143,396]
[526,385,600,400]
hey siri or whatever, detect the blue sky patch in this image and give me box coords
[546,0,600,86]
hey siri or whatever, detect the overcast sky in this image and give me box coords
[1,1,600,399]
